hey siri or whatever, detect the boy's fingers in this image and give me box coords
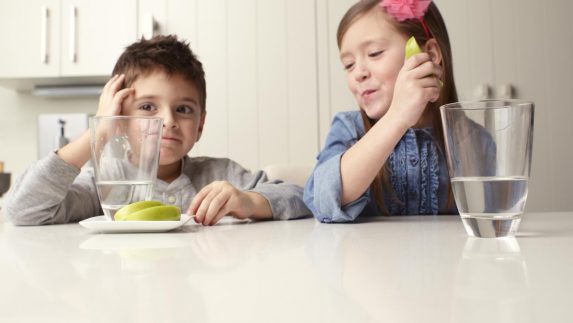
[204,193,229,225]
[102,74,119,92]
[210,207,229,226]
[109,74,125,93]
[195,188,219,223]
[190,185,212,215]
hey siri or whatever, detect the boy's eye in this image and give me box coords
[368,50,383,58]
[176,105,196,116]
[343,62,354,70]
[138,103,156,112]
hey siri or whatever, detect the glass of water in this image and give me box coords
[89,116,163,220]
[440,100,534,238]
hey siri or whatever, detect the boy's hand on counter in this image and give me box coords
[96,74,134,117]
[189,181,272,226]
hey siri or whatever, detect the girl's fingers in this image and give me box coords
[424,86,441,103]
[411,60,441,80]
[404,52,431,70]
[419,75,442,88]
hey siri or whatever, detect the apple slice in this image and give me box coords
[405,36,422,60]
[115,200,181,221]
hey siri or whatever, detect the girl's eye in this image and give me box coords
[368,50,383,58]
[138,103,156,112]
[343,62,354,70]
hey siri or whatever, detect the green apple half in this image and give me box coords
[405,36,422,60]
[115,200,181,221]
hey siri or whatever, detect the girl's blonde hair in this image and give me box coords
[337,0,457,214]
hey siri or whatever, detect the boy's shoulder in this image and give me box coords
[182,155,245,175]
[183,155,237,167]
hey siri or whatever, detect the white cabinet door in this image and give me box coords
[0,0,60,78]
[60,0,137,76]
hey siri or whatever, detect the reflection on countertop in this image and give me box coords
[452,237,533,323]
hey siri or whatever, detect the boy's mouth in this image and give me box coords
[162,136,181,143]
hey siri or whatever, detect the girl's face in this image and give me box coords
[340,9,408,120]
[122,70,205,168]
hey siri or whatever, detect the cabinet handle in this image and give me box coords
[69,6,77,63]
[40,6,49,64]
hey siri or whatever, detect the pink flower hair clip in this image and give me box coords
[380,0,432,38]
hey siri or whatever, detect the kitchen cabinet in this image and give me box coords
[0,0,137,80]
[0,0,61,78]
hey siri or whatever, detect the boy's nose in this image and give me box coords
[159,109,178,128]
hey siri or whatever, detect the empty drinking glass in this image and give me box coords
[440,100,534,238]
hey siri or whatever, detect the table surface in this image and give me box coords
[0,212,572,323]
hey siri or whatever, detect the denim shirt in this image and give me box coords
[304,111,457,223]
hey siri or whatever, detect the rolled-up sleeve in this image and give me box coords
[303,112,372,223]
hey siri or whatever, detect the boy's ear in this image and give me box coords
[196,111,207,142]
[424,38,442,65]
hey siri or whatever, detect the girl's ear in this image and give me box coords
[424,38,442,65]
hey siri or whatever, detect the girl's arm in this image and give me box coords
[340,53,442,205]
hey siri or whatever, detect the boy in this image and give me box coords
[3,35,311,226]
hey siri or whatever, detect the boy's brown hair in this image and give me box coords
[112,35,207,112]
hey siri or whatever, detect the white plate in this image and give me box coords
[79,214,193,233]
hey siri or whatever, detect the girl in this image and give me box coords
[304,0,458,222]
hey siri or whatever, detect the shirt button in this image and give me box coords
[167,196,176,204]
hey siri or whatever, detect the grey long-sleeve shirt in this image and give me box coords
[3,152,311,225]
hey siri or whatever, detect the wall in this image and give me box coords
[0,88,97,178]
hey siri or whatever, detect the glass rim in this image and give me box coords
[440,99,534,111]
[89,115,164,121]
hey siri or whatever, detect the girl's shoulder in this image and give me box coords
[330,110,365,137]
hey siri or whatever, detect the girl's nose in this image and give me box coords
[353,62,370,82]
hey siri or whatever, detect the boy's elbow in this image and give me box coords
[2,203,50,226]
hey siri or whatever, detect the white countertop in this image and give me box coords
[0,212,572,323]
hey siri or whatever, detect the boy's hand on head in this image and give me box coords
[189,181,271,226]
[388,52,442,128]
[96,74,135,117]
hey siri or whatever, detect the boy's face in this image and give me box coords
[122,70,205,167]
[339,10,407,120]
